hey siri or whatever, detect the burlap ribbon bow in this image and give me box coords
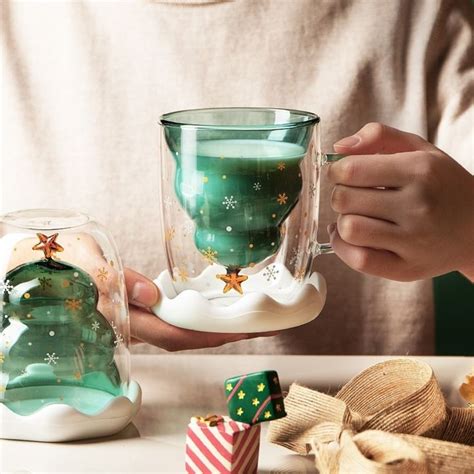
[267,359,474,473]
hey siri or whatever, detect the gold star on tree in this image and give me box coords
[216,270,248,295]
[236,407,244,416]
[257,383,265,392]
[32,233,64,259]
[252,398,260,406]
[264,411,272,419]
[226,383,233,392]
[277,162,286,171]
[237,390,246,400]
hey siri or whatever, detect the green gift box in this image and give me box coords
[225,370,286,425]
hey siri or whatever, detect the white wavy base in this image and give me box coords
[152,264,327,333]
[0,380,142,442]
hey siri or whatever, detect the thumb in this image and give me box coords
[333,122,434,155]
[125,268,160,308]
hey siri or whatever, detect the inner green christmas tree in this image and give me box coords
[169,138,306,293]
[0,233,123,415]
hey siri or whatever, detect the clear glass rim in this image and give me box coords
[159,107,320,131]
[1,208,90,230]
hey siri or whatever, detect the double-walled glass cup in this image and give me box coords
[153,108,343,333]
[0,209,141,442]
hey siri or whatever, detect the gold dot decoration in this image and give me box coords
[249,243,254,249]
[24,293,31,299]
[202,176,209,183]
[222,175,227,180]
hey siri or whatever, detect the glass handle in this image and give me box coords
[322,152,346,165]
[314,153,347,256]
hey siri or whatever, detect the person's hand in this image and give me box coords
[125,268,277,351]
[327,122,474,281]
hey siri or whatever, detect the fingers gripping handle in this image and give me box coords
[314,153,346,256]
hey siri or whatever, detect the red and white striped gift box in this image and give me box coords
[185,415,260,474]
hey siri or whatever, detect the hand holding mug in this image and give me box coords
[328,122,474,281]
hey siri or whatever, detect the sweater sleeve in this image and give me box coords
[426,0,474,173]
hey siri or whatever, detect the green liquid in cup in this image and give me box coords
[173,139,305,269]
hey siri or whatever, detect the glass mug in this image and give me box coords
[153,108,344,333]
[0,209,141,442]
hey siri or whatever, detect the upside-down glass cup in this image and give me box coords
[0,209,141,442]
[153,108,344,333]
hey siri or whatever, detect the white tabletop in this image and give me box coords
[1,354,472,473]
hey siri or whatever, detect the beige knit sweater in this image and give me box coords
[1,0,473,355]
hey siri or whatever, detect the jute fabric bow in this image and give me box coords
[267,359,474,473]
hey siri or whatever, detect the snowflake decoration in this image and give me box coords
[111,322,124,347]
[65,298,82,312]
[263,265,279,282]
[97,267,108,282]
[276,193,288,205]
[222,195,237,210]
[44,352,59,365]
[165,227,176,241]
[0,279,14,295]
[114,334,124,347]
[182,220,194,234]
[253,182,262,191]
[295,267,306,282]
[201,247,218,264]
[277,162,286,171]
[309,184,317,197]
[164,196,173,209]
[174,267,189,282]
[38,277,52,290]
[91,321,100,331]
[289,248,302,266]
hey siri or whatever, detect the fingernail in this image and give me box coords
[334,134,361,148]
[131,281,159,307]
[327,223,336,235]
